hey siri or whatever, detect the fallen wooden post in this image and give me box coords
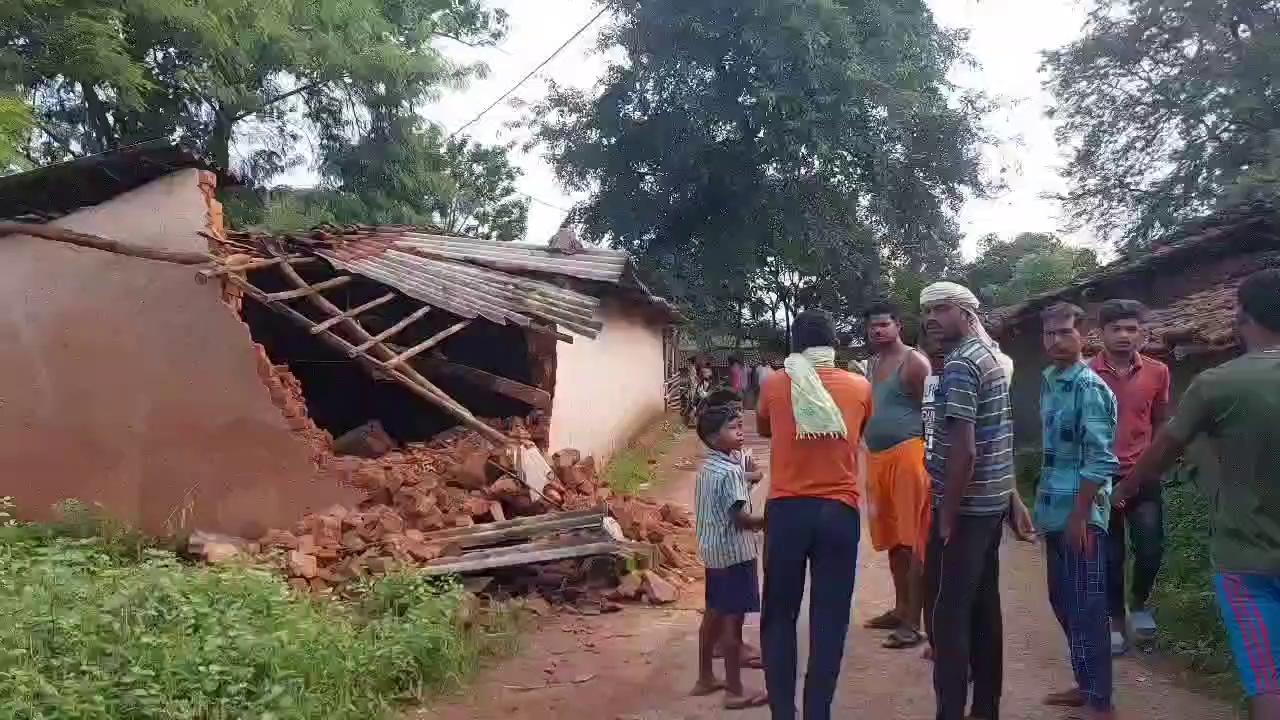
[382,319,471,369]
[309,293,397,334]
[263,275,353,302]
[349,305,432,356]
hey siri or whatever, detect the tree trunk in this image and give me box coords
[208,109,233,173]
[81,85,116,154]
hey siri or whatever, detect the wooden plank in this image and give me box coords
[413,355,553,410]
[348,305,432,356]
[382,319,471,369]
[422,510,605,547]
[420,541,629,576]
[263,275,353,302]
[309,293,396,335]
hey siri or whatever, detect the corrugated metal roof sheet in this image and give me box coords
[225,225,679,339]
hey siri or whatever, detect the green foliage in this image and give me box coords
[2,0,505,173]
[961,232,1098,306]
[531,0,988,332]
[1043,0,1280,253]
[0,530,514,719]
[1152,464,1239,696]
[0,94,32,170]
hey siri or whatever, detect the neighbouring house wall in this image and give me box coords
[0,169,350,537]
[549,297,668,463]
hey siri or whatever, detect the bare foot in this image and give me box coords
[1043,687,1086,707]
[723,688,769,710]
[690,678,723,696]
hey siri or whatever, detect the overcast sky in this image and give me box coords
[310,0,1094,258]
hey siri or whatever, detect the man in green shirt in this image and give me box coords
[1118,269,1280,718]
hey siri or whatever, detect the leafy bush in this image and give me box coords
[0,531,514,719]
[1151,469,1238,695]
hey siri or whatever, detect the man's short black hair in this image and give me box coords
[1041,302,1087,329]
[703,389,741,409]
[791,309,838,352]
[697,404,739,448]
[1097,299,1147,327]
[1239,268,1280,333]
[863,300,900,323]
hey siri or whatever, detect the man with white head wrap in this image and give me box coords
[918,281,1034,720]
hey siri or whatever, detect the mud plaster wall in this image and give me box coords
[548,297,667,463]
[0,169,349,537]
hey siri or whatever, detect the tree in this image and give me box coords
[962,232,1099,306]
[1,0,506,180]
[0,94,32,170]
[229,130,529,239]
[1043,0,1280,253]
[530,0,988,333]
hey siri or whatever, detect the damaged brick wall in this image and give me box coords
[0,169,353,537]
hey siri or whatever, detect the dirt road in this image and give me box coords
[422,423,1239,720]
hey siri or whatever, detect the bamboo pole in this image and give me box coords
[228,275,508,445]
[309,293,396,335]
[269,262,509,444]
[195,255,316,284]
[348,305,432,356]
[0,222,213,265]
[382,319,471,369]
[262,275,352,302]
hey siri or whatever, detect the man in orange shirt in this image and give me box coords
[757,309,873,720]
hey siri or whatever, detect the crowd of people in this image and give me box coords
[689,269,1280,720]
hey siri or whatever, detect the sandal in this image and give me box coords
[1042,688,1085,707]
[882,627,924,649]
[864,610,902,630]
[723,689,769,710]
[690,679,724,697]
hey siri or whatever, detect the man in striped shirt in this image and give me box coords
[692,405,768,710]
[921,282,1021,720]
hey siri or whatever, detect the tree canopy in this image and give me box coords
[2,0,528,238]
[530,0,988,334]
[1044,0,1280,253]
[961,232,1099,307]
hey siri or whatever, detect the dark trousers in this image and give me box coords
[761,497,860,720]
[1107,490,1164,619]
[927,513,1004,720]
[1045,528,1113,711]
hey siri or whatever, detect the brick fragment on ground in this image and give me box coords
[287,550,319,579]
[640,571,678,605]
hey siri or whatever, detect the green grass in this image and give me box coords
[1150,468,1240,698]
[602,414,686,496]
[0,499,517,720]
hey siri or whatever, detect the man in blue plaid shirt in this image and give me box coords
[1036,302,1120,719]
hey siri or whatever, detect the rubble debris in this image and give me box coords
[232,410,698,605]
[640,571,678,605]
[187,531,247,565]
[332,420,397,458]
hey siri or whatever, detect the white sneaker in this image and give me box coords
[1130,609,1157,641]
[1110,629,1128,656]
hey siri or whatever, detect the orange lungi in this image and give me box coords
[865,437,931,559]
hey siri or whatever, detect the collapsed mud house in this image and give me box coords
[0,142,682,540]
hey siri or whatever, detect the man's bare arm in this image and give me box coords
[1117,428,1188,504]
[902,350,930,405]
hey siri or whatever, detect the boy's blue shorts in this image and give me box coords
[1214,572,1280,697]
[705,560,760,616]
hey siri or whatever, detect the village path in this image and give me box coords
[419,417,1240,720]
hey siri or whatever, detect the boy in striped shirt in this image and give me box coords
[692,405,768,710]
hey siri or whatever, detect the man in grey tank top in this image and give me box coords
[861,301,933,649]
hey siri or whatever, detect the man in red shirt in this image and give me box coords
[1088,299,1170,655]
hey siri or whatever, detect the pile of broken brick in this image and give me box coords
[191,412,699,609]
